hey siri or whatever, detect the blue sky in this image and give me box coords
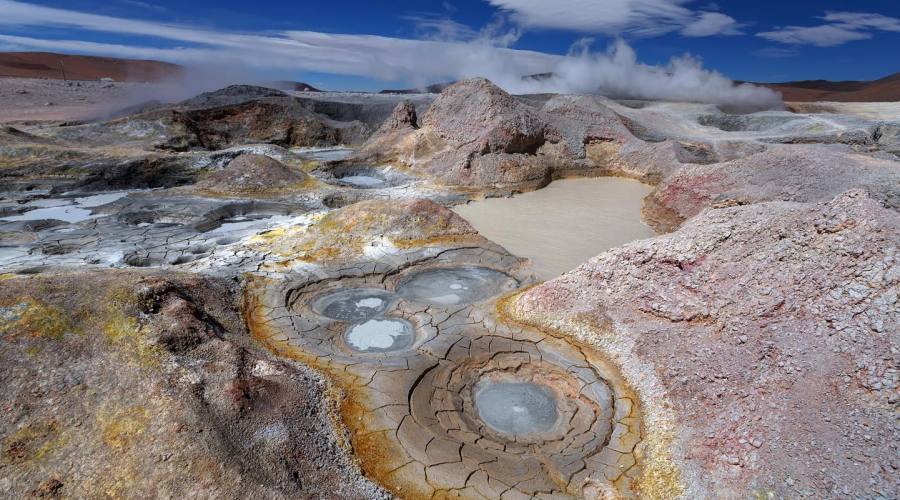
[1,0,899,91]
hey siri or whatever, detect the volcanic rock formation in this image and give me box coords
[644,144,900,231]
[194,153,311,196]
[507,190,899,497]
[355,78,555,188]
[0,271,385,498]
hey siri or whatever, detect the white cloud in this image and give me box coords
[822,11,900,32]
[405,16,479,42]
[757,25,872,47]
[484,0,742,37]
[757,11,900,47]
[0,0,780,108]
[681,12,742,37]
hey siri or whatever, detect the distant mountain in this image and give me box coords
[754,72,900,102]
[522,72,555,82]
[379,82,452,94]
[0,51,183,82]
[270,80,322,92]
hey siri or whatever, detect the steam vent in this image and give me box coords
[247,253,643,498]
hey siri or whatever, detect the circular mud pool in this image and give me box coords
[310,288,397,322]
[337,173,387,189]
[343,318,414,353]
[474,381,559,436]
[396,266,517,305]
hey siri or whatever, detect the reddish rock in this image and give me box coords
[509,190,900,497]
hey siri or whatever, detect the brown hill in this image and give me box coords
[0,52,183,82]
[759,72,900,102]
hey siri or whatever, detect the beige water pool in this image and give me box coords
[453,177,656,280]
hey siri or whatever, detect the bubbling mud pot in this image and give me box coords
[473,381,559,436]
[310,288,397,321]
[396,266,518,306]
[247,251,645,498]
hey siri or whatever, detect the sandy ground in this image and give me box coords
[0,77,168,124]
[787,101,900,120]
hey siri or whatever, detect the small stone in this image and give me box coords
[751,438,763,448]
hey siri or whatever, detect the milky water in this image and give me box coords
[311,288,396,322]
[474,381,559,436]
[344,318,414,353]
[453,178,656,280]
[339,175,386,188]
[397,267,515,306]
[293,147,354,162]
[1,192,130,223]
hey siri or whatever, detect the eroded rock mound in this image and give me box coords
[354,79,705,189]
[644,145,900,231]
[507,190,899,498]
[355,78,555,188]
[35,85,365,153]
[195,153,310,195]
[162,97,343,151]
[249,198,481,267]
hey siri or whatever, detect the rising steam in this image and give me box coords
[508,39,783,110]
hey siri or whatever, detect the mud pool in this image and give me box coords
[453,178,656,279]
[474,381,560,435]
[249,249,643,498]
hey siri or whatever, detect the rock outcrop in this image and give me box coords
[355,78,555,188]
[354,79,703,189]
[507,190,899,498]
[0,271,385,498]
[194,153,311,196]
[34,85,371,153]
[644,145,900,231]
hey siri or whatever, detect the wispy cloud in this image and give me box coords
[0,0,780,108]
[754,46,799,59]
[757,11,900,47]
[680,12,744,37]
[405,14,521,47]
[118,0,167,13]
[485,0,743,37]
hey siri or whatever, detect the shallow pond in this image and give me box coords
[453,177,656,280]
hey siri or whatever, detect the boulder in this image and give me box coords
[875,123,900,156]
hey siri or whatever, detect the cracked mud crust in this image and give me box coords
[244,233,652,498]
